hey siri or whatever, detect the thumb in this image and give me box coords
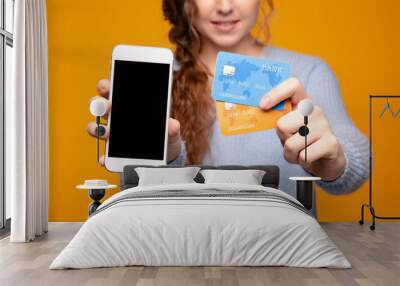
[167,118,182,162]
[168,118,181,142]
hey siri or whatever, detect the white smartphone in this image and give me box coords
[105,45,173,172]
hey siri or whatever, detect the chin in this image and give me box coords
[207,34,246,50]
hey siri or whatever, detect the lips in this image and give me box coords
[210,19,240,33]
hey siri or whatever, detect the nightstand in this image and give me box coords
[289,176,321,210]
[77,180,117,216]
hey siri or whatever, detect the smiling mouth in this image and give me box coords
[210,20,240,32]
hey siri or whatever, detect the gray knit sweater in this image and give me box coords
[169,46,370,215]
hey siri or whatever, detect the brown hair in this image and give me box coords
[163,0,274,164]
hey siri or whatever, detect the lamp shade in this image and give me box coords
[90,99,107,117]
[298,99,314,117]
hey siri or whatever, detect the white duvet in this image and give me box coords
[50,183,351,269]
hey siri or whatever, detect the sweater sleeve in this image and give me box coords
[167,141,187,166]
[303,59,370,195]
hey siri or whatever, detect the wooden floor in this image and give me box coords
[0,222,399,286]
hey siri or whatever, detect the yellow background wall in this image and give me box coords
[47,0,400,222]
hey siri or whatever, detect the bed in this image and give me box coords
[50,165,350,269]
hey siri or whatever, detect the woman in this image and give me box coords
[87,0,369,214]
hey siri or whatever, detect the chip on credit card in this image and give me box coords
[211,51,292,135]
[211,51,291,108]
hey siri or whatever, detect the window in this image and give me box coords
[5,0,13,33]
[0,0,14,233]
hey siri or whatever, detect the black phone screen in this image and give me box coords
[108,60,170,160]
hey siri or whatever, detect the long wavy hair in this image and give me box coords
[162,0,274,164]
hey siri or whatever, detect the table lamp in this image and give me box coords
[289,99,321,210]
[89,99,107,163]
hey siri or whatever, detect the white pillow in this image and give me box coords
[200,169,266,185]
[135,167,201,186]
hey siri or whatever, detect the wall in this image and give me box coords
[47,0,400,221]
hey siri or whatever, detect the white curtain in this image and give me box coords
[6,0,49,242]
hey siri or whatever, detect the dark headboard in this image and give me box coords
[120,165,280,190]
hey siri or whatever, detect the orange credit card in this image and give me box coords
[216,101,292,136]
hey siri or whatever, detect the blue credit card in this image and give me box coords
[211,51,291,109]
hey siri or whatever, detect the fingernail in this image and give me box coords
[95,126,105,137]
[261,97,271,109]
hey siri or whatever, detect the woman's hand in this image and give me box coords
[86,79,182,166]
[259,78,347,181]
